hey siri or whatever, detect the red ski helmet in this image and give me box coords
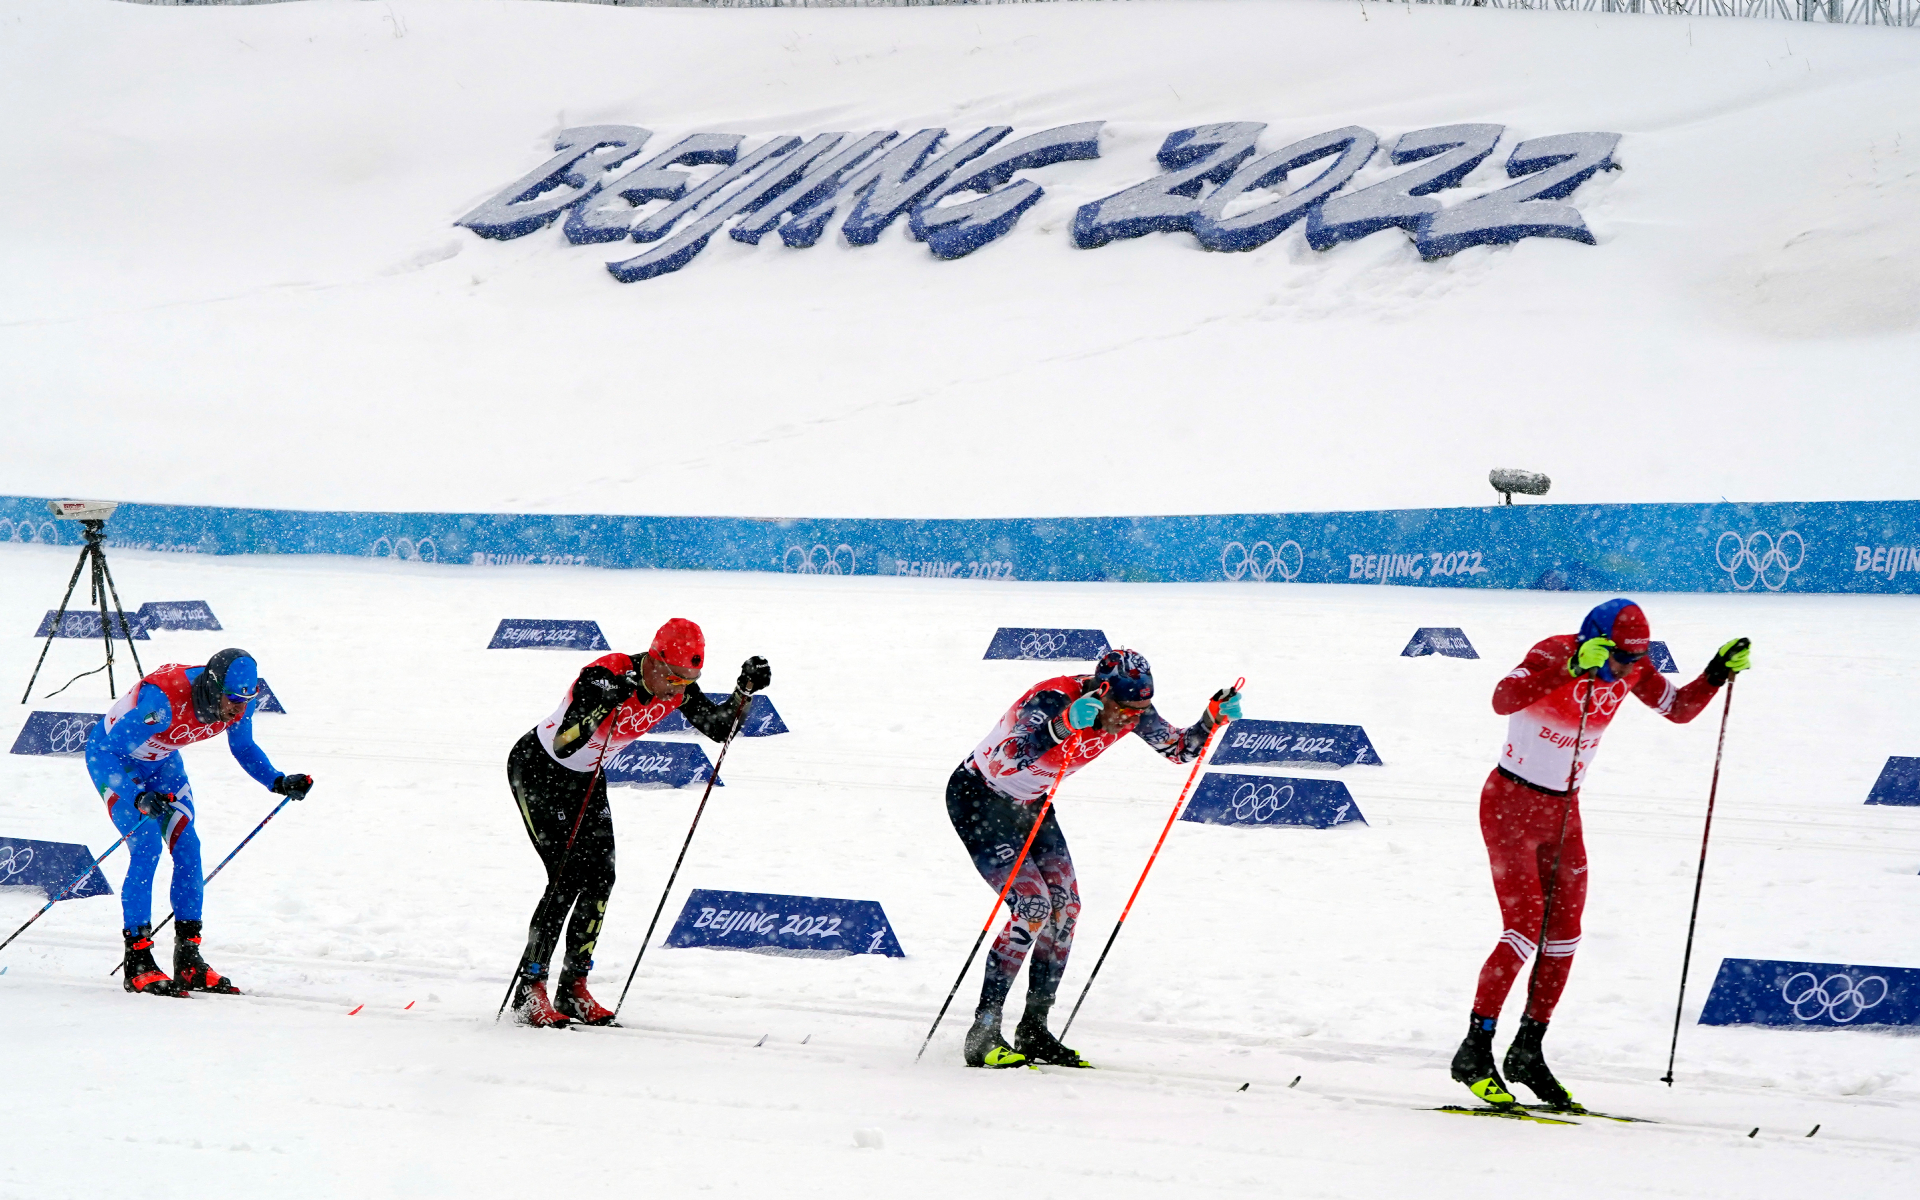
[1580,599,1650,659]
[648,618,705,678]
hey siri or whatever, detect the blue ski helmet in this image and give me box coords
[1094,648,1154,703]
[1577,599,1650,682]
[192,648,259,722]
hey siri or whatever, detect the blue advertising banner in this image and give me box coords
[6,493,1919,597]
[1647,640,1679,674]
[10,711,98,757]
[486,619,610,651]
[1211,720,1384,769]
[33,610,148,640]
[136,600,222,632]
[663,888,904,958]
[982,628,1112,661]
[650,693,786,737]
[0,837,113,901]
[1180,772,1366,828]
[256,679,287,715]
[1866,757,1920,806]
[603,740,719,788]
[1699,957,1920,1028]
[1400,627,1478,659]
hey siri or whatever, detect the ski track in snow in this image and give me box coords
[2,546,1916,1195]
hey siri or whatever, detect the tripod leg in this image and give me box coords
[96,545,144,680]
[20,543,93,704]
[90,547,118,698]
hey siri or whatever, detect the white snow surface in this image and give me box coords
[2,545,1917,1196]
[2,0,1918,517]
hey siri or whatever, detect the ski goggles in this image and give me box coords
[660,665,700,687]
[1607,645,1646,664]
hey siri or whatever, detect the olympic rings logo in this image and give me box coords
[0,519,58,545]
[46,716,94,755]
[1570,678,1625,717]
[1781,971,1889,1023]
[0,845,33,881]
[1220,540,1303,583]
[1017,631,1069,659]
[1228,781,1294,823]
[784,544,856,575]
[1715,530,1804,592]
[370,536,438,563]
[611,699,676,741]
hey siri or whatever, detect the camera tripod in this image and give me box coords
[21,518,145,704]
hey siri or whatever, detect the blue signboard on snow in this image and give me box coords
[486,619,610,651]
[650,693,786,737]
[603,740,719,789]
[1400,627,1477,659]
[1211,720,1384,769]
[1647,640,1679,674]
[255,678,287,715]
[983,628,1111,661]
[1866,757,1920,806]
[1699,957,1920,1029]
[33,610,148,640]
[10,711,98,757]
[1180,772,1366,829]
[135,600,221,631]
[0,837,113,901]
[663,888,904,958]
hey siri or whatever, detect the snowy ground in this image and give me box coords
[3,0,1919,516]
[2,544,1917,1196]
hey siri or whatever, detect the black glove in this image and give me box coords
[1704,638,1752,688]
[736,656,771,695]
[272,773,314,800]
[133,790,176,819]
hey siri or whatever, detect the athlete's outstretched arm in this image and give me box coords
[1132,706,1214,763]
[225,706,284,788]
[680,685,748,742]
[1492,638,1574,715]
[1630,666,1720,724]
[97,683,172,760]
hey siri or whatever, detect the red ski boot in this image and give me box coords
[173,920,242,994]
[122,925,190,998]
[554,974,616,1026]
[511,974,572,1028]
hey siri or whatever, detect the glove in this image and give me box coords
[272,773,314,800]
[1569,637,1614,675]
[1705,638,1751,687]
[133,791,176,819]
[736,656,771,695]
[1066,694,1105,730]
[1207,687,1242,724]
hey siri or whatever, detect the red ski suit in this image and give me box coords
[1472,635,1721,1022]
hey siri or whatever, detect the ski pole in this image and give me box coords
[1060,677,1242,1038]
[1661,669,1740,1086]
[609,696,749,1022]
[496,742,613,1023]
[1522,669,1596,1014]
[110,795,296,976]
[0,832,131,956]
[915,717,1097,1063]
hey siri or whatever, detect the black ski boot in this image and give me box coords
[173,919,242,994]
[1503,1016,1580,1111]
[1449,1013,1516,1107]
[1014,1010,1091,1068]
[122,925,190,997]
[963,1008,1028,1069]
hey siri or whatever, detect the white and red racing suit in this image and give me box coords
[966,674,1213,805]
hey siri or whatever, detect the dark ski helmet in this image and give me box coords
[1094,648,1154,704]
[192,648,259,722]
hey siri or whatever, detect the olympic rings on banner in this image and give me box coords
[0,519,59,545]
[1228,781,1294,823]
[1220,540,1303,583]
[0,845,34,881]
[783,544,856,575]
[1017,630,1070,659]
[370,536,439,563]
[1715,530,1804,592]
[1781,971,1889,1023]
[46,716,94,755]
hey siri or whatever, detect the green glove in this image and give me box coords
[1706,638,1751,687]
[1569,636,1614,675]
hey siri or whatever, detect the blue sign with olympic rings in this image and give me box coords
[983,628,1112,661]
[10,711,98,757]
[1181,772,1366,829]
[0,837,113,901]
[1699,958,1920,1029]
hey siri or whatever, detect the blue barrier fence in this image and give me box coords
[4,494,1918,593]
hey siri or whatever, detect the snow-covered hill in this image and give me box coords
[3,0,1917,517]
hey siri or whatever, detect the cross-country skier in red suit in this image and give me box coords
[1450,599,1751,1110]
[506,618,770,1028]
[947,648,1241,1068]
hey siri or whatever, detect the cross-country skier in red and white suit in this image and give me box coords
[1450,598,1751,1110]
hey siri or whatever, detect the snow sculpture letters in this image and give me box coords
[457,120,1621,279]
